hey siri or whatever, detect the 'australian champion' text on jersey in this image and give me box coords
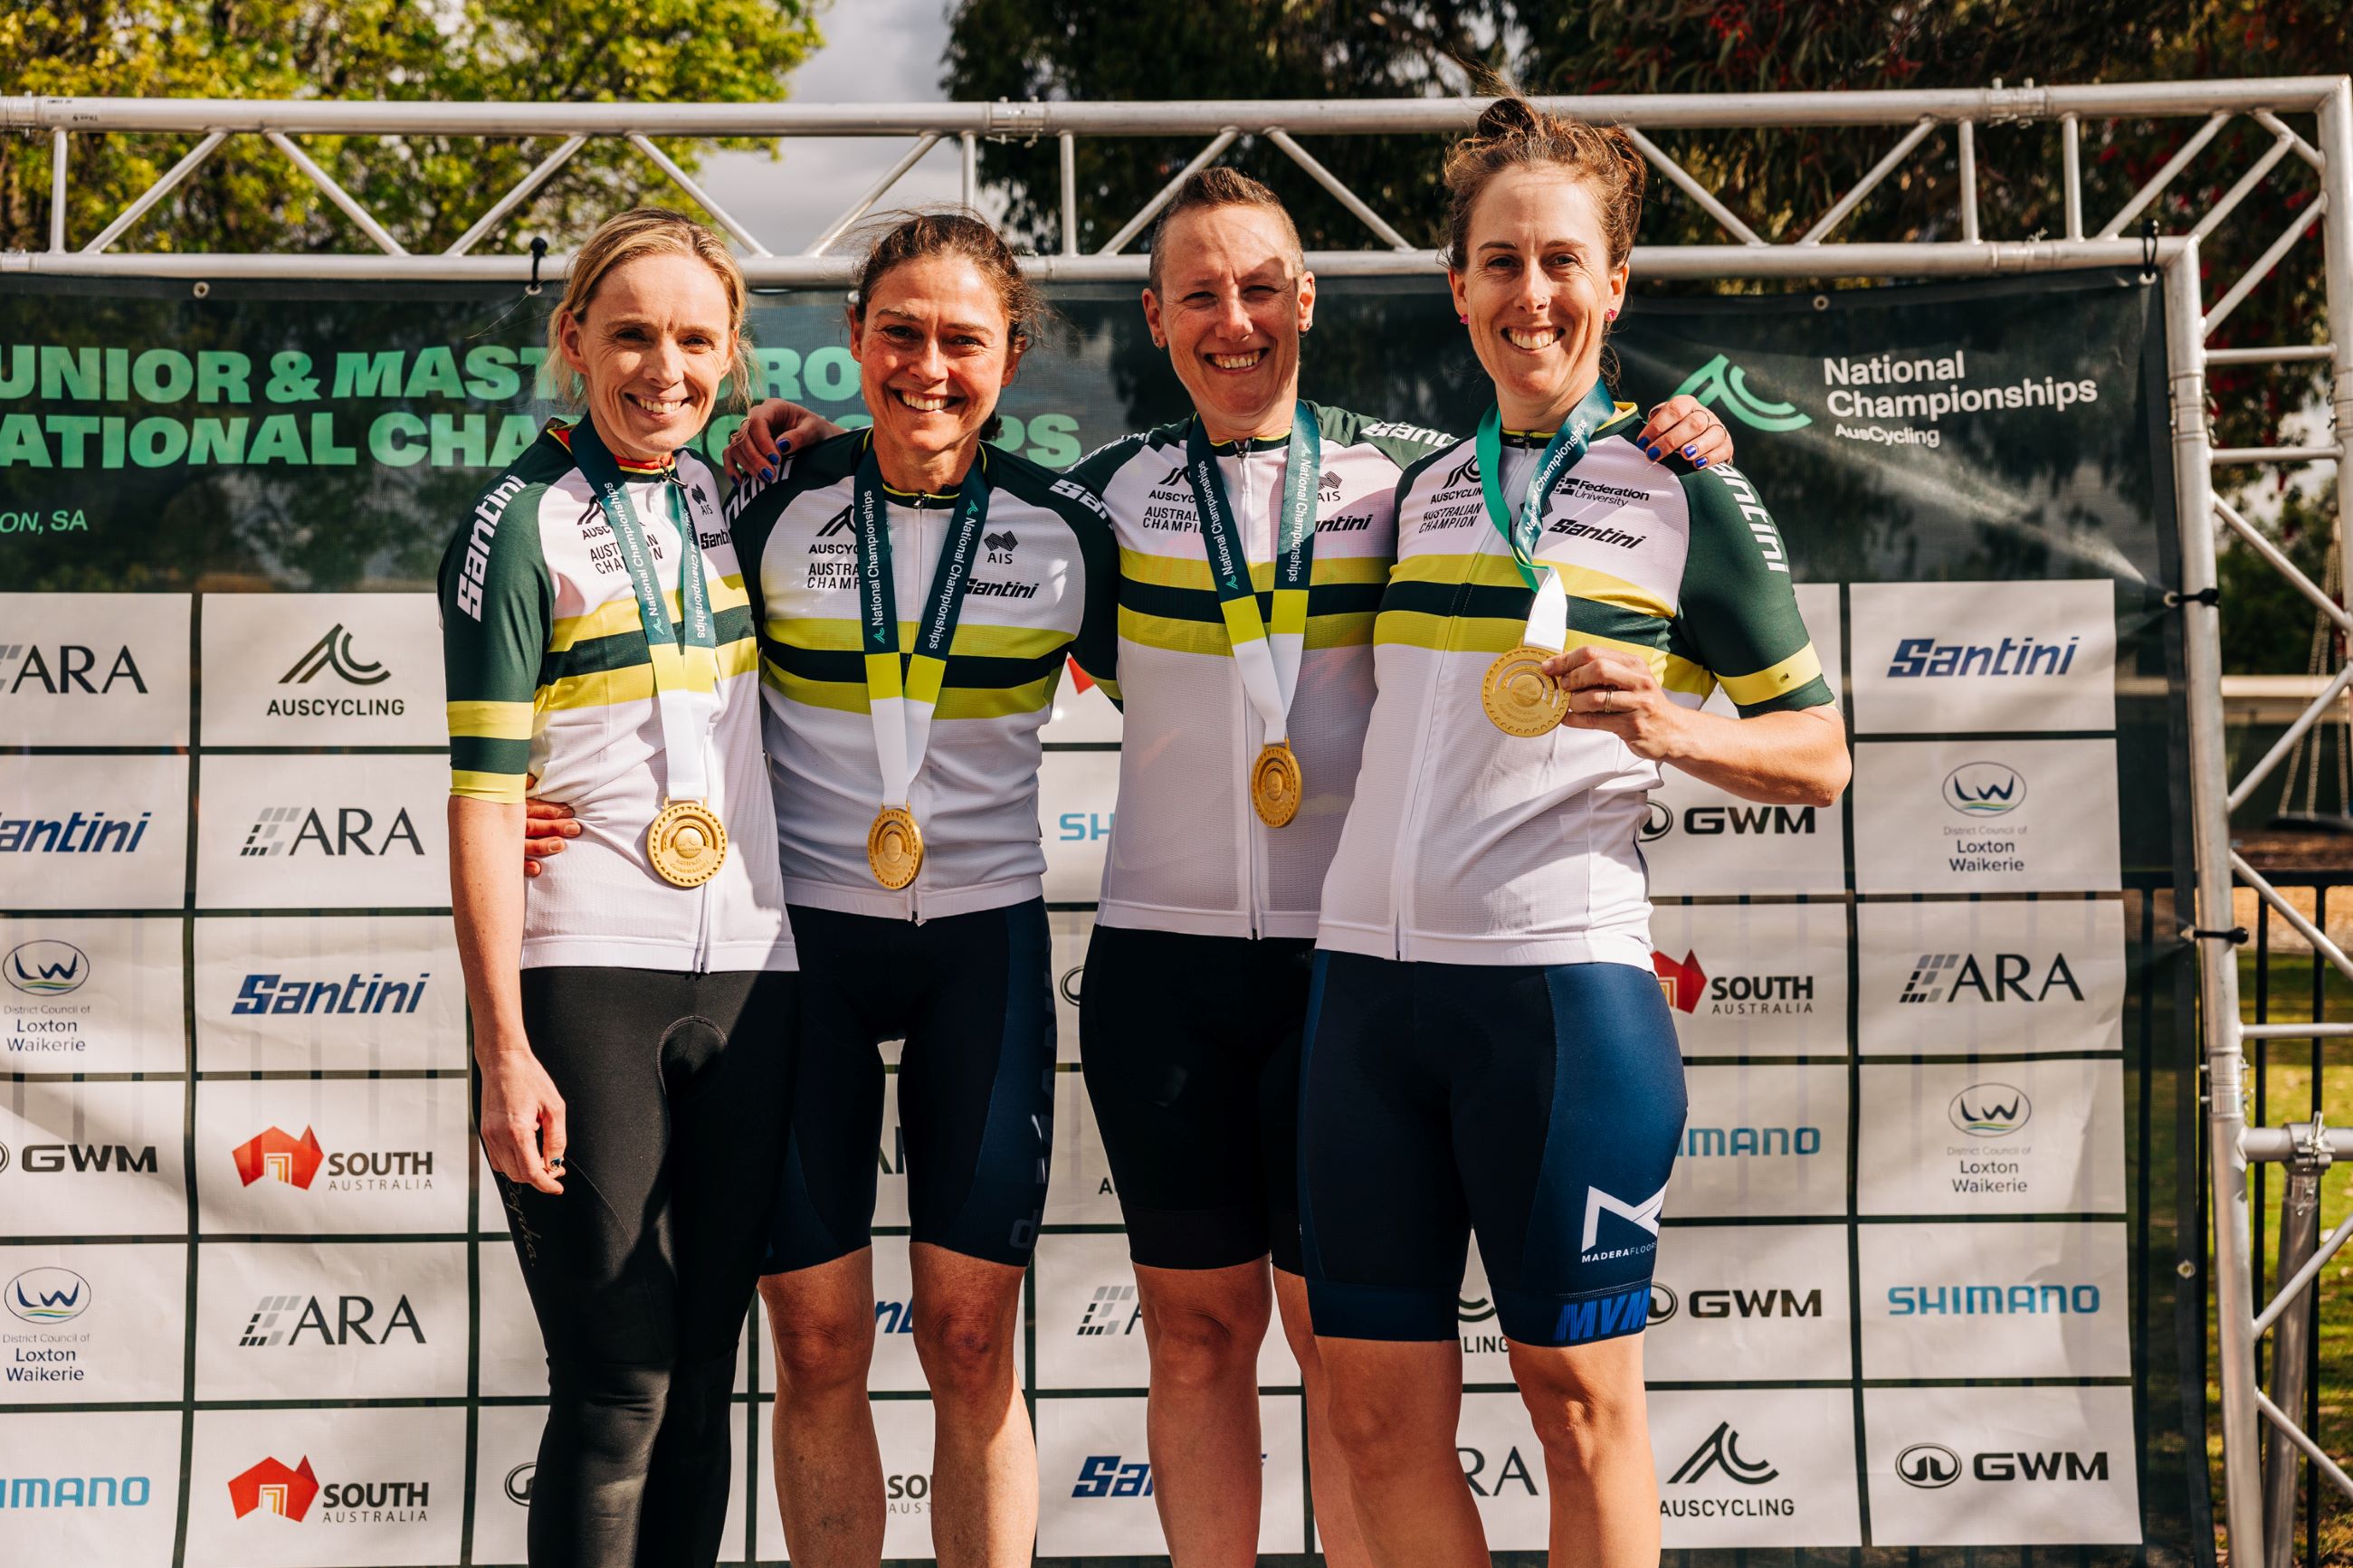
[1072,405,1451,940]
[729,432,1118,920]
[1318,423,1834,967]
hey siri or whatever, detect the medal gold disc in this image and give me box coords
[1250,742,1303,829]
[868,806,924,890]
[647,801,729,888]
[1481,645,1570,737]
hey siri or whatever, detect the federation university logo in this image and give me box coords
[1672,355,1813,432]
[233,1125,326,1188]
[228,1455,320,1520]
[5,939,89,995]
[280,625,387,687]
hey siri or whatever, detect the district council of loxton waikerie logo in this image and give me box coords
[5,939,90,995]
[6,1266,90,1324]
[233,1125,325,1188]
[228,1455,320,1520]
[1671,355,1814,432]
[1943,761,2025,816]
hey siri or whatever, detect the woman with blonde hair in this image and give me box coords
[443,205,795,1568]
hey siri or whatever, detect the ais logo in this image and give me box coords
[5,939,88,996]
[1943,761,2024,817]
[1672,356,1813,432]
[6,1266,90,1324]
[233,1126,326,1189]
[228,1455,320,1521]
[1950,1082,2033,1137]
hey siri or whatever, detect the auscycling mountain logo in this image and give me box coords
[1672,355,1814,432]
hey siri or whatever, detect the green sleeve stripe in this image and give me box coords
[450,735,533,776]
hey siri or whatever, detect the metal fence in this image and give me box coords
[7,77,2353,1561]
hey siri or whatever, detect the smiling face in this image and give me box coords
[1142,203,1314,442]
[556,251,736,463]
[1447,166,1630,430]
[850,252,1023,486]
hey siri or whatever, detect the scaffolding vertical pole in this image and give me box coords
[48,129,66,252]
[2320,82,2353,663]
[2174,237,2265,1563]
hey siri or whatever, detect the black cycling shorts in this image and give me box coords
[1079,925,1313,1274]
[765,898,1055,1273]
[1298,952,1688,1348]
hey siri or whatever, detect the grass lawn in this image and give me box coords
[2216,953,2353,1560]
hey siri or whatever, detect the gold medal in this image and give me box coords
[646,800,729,888]
[868,805,924,890]
[1250,741,1303,829]
[1481,645,1570,737]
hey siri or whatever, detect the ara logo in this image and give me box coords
[238,804,424,858]
[5,939,88,996]
[1900,952,2082,1005]
[232,1126,326,1189]
[1950,1082,2033,1137]
[1076,1284,1142,1337]
[1652,949,1704,1013]
[1579,1181,1665,1260]
[1943,761,2024,816]
[279,625,388,687]
[0,642,148,695]
[240,1292,425,1346]
[1671,355,1813,432]
[1458,1444,1541,1497]
[815,507,854,537]
[1072,1455,1154,1498]
[1668,1421,1781,1485]
[228,1455,321,1521]
[6,1267,90,1324]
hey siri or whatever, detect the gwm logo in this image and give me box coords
[1950,1082,2033,1137]
[1671,356,1813,432]
[1895,1442,1960,1489]
[233,1126,326,1189]
[280,625,388,687]
[5,939,88,996]
[228,1455,320,1520]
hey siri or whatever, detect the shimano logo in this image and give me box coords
[1887,634,2079,679]
[1683,1125,1822,1157]
[455,475,529,621]
[1888,1282,2101,1315]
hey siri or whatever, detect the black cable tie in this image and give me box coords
[2140,216,2159,280]
[2182,925,2250,946]
[526,236,548,297]
[2165,585,2221,609]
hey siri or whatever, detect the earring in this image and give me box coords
[1457,313,1468,325]
[1605,309,1618,321]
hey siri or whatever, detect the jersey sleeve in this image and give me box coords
[1056,475,1123,704]
[1320,404,1458,472]
[726,454,788,659]
[1669,464,1835,717]
[439,482,551,803]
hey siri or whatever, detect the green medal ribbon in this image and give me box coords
[1472,380,1624,592]
[1180,403,1321,746]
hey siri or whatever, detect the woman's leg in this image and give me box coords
[1272,1267,1373,1568]
[1316,1335,1486,1567]
[1507,1335,1657,1568]
[1132,1259,1273,1568]
[910,1243,1034,1568]
[760,1250,884,1568]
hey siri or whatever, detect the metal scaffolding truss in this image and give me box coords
[7,78,2353,1556]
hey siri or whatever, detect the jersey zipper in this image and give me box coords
[1385,507,1481,958]
[1237,445,1265,939]
[907,504,929,927]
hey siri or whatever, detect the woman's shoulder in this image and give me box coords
[1393,430,1478,500]
[984,442,1111,528]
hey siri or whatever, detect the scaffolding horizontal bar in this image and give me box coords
[2211,443,2346,463]
[2243,1125,2353,1161]
[5,81,2346,139]
[2205,343,2335,364]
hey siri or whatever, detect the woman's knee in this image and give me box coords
[1142,1294,1267,1392]
[1510,1342,1646,1463]
[1319,1361,1453,1472]
[761,1284,873,1396]
[910,1297,1017,1402]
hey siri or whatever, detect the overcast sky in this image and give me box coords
[696,0,998,254]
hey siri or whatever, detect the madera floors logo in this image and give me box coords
[228,1454,431,1525]
[1651,947,1816,1018]
[232,1124,435,1192]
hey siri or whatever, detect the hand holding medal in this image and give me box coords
[1540,644,1686,759]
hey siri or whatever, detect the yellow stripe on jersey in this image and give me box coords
[1119,549,1389,591]
[446,699,534,740]
[767,616,1069,661]
[1385,553,1530,590]
[548,575,750,651]
[762,660,1056,719]
[539,641,757,713]
[1716,642,1824,708]
[451,768,528,804]
[1120,607,1377,657]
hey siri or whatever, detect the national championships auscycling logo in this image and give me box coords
[1671,356,1814,432]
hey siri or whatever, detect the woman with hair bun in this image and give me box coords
[1297,100,1849,1564]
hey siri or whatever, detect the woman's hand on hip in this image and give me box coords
[479,1042,567,1195]
[1542,644,1690,760]
[522,793,577,879]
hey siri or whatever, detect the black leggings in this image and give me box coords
[492,966,794,1568]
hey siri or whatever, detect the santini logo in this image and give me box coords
[1886,633,2079,679]
[0,809,153,855]
[233,972,430,1017]
[5,939,88,996]
[280,625,388,687]
[1943,762,2024,816]
[1072,1455,1153,1498]
[1672,356,1813,432]
[6,1267,90,1324]
[239,805,423,858]
[1950,1083,2033,1137]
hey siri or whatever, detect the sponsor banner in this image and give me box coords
[1036,1392,1304,1559]
[1858,1056,2127,1216]
[0,916,185,1072]
[184,1404,466,1568]
[1858,1220,2130,1379]
[1858,897,2127,1055]
[1851,738,2121,893]
[1669,1065,1850,1219]
[194,915,462,1072]
[1038,749,1119,904]
[1863,1383,2141,1544]
[1646,901,1849,1057]
[0,592,191,746]
[472,1402,749,1564]
[1051,908,1087,1065]
[201,593,443,746]
[1646,1225,1853,1383]
[1448,1391,1554,1551]
[0,1408,183,1560]
[875,1073,908,1228]
[1651,1386,1862,1546]
[194,1078,470,1235]
[1850,579,2117,734]
[0,1079,186,1235]
[754,1396,930,1564]
[1642,773,1846,897]
[194,1240,466,1401]
[1031,1231,1300,1391]
[0,752,190,911]
[1046,1070,1123,1227]
[0,1243,186,1403]
[196,753,449,910]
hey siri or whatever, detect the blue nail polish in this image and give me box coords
[761,466,776,481]
[1695,456,1708,468]
[1643,442,1661,460]
[1682,444,1696,458]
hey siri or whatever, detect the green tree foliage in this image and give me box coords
[1,1,824,255]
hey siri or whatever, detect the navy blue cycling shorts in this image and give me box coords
[764,898,1055,1273]
[1298,951,1688,1349]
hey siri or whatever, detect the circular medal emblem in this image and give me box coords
[1250,742,1303,829]
[1481,645,1570,737]
[647,801,729,888]
[868,806,925,890]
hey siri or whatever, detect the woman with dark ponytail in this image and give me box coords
[1296,98,1848,1565]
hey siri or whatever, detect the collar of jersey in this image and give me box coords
[1199,421,1291,455]
[863,432,984,507]
[547,419,676,478]
[1498,402,1643,448]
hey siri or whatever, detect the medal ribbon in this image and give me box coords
[567,416,719,803]
[1472,381,1624,651]
[1181,403,1321,746]
[852,438,992,813]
